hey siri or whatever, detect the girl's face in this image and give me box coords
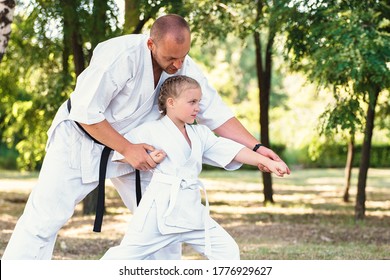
[167,87,201,128]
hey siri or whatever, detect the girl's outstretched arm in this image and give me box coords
[234,147,289,177]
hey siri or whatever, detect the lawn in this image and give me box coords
[1,168,389,260]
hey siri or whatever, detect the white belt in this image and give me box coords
[151,172,212,256]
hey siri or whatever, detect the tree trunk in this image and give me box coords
[62,0,85,77]
[343,134,355,202]
[71,30,85,77]
[254,27,275,204]
[124,0,153,34]
[355,90,379,220]
[63,0,98,214]
[124,0,165,34]
[0,0,16,62]
[91,0,108,50]
[253,0,276,205]
[83,189,100,215]
[124,0,142,33]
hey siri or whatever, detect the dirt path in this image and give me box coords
[0,178,37,190]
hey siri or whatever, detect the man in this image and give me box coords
[2,14,289,260]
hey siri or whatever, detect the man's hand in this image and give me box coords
[257,146,291,175]
[122,143,157,171]
[149,149,167,164]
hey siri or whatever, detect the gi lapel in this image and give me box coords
[182,123,202,173]
[160,116,192,163]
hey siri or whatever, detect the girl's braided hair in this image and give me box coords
[158,75,200,115]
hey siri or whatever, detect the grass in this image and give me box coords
[1,168,389,260]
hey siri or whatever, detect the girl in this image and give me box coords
[102,75,289,260]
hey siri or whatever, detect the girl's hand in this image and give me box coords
[269,160,290,177]
[257,146,291,175]
[149,149,167,164]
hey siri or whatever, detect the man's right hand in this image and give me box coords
[122,143,157,171]
[79,120,158,171]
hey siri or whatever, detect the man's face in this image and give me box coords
[148,33,191,74]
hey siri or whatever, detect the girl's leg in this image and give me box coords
[2,122,97,259]
[101,204,179,260]
[182,222,240,260]
[111,176,182,260]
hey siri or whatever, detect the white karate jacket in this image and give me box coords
[112,116,244,241]
[45,34,234,184]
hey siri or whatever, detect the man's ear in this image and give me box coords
[147,38,154,51]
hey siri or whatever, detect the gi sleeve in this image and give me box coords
[199,125,245,170]
[68,40,137,125]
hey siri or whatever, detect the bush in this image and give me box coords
[284,144,390,168]
[0,145,18,170]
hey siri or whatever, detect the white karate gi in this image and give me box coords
[101,115,245,260]
[2,34,234,260]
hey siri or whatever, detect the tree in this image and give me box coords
[284,0,390,219]
[253,0,283,204]
[1,1,70,171]
[0,0,15,62]
[0,0,121,213]
[62,0,85,77]
[187,0,291,204]
[318,93,364,202]
[0,0,15,159]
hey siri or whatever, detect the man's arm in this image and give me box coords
[213,117,291,174]
[79,120,157,171]
[213,117,258,148]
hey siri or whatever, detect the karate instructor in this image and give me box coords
[2,14,290,260]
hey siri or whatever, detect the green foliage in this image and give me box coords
[0,145,18,169]
[0,0,121,170]
[318,94,365,137]
[303,144,390,168]
[123,0,188,34]
[187,0,291,143]
[285,0,390,95]
[283,0,390,174]
[0,8,72,170]
[375,89,390,133]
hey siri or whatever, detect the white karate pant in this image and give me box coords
[101,203,240,260]
[2,121,180,260]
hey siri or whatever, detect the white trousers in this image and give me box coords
[101,203,240,260]
[2,121,180,260]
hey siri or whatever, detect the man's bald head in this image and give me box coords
[150,14,191,44]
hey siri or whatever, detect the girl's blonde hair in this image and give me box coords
[158,75,200,115]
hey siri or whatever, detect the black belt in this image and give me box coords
[66,99,141,232]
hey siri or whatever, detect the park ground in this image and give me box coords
[0,168,389,260]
